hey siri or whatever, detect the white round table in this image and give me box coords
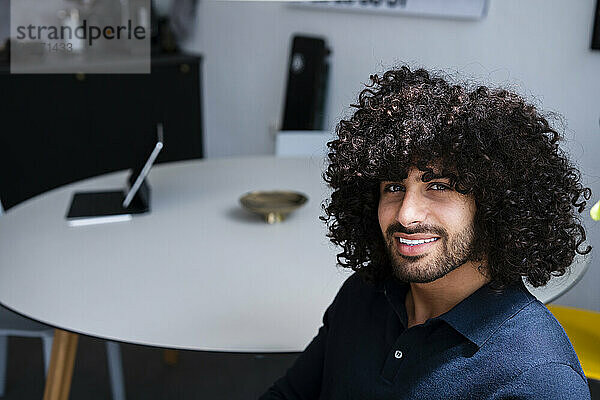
[0,156,350,399]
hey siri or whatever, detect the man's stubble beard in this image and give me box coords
[384,222,476,283]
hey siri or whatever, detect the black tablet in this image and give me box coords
[66,124,164,226]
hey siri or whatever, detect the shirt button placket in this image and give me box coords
[381,339,408,382]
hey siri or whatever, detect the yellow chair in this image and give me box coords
[547,304,600,381]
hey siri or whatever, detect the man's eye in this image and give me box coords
[429,183,450,191]
[384,184,404,193]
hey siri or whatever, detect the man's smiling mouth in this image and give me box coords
[393,236,441,256]
[397,237,439,246]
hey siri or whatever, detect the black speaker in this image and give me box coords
[281,35,330,130]
[592,0,600,50]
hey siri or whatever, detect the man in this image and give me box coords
[260,67,592,399]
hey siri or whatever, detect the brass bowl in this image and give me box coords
[239,191,308,224]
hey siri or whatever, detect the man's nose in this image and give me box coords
[395,190,427,227]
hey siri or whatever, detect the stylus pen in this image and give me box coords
[122,124,164,208]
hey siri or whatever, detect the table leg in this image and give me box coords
[43,329,79,400]
[163,349,179,366]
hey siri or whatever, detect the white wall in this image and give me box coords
[184,0,600,310]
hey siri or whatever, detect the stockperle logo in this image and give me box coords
[11,0,150,74]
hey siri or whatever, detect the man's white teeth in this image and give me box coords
[398,237,439,246]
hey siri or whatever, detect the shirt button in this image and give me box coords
[394,350,403,359]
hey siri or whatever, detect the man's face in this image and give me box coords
[378,166,477,283]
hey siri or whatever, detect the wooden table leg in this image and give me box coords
[163,349,179,366]
[43,329,79,400]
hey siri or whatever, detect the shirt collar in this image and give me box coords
[383,278,535,348]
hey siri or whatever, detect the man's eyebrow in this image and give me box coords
[418,172,452,182]
[380,176,452,186]
[417,173,450,180]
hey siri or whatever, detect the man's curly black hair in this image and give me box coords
[322,66,592,289]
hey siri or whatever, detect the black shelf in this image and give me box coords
[0,53,203,210]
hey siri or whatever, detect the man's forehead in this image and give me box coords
[385,164,454,182]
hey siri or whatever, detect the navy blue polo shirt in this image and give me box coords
[260,273,590,399]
